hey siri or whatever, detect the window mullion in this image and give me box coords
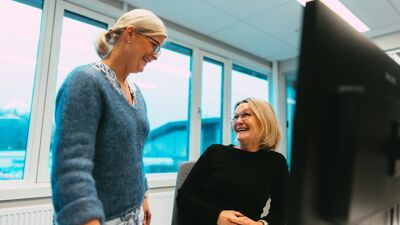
[222,60,232,145]
[188,48,202,161]
[35,0,65,183]
[36,0,115,182]
[5,0,55,184]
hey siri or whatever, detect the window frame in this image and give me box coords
[144,39,196,188]
[284,71,298,167]
[0,0,276,200]
[0,0,54,200]
[201,56,225,150]
[229,63,271,145]
[231,62,271,108]
[199,52,230,150]
[0,0,115,200]
[37,0,115,183]
[138,41,193,175]
[230,62,270,104]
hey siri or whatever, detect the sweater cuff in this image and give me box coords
[56,197,104,225]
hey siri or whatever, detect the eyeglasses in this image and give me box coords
[117,26,162,56]
[137,32,162,56]
[232,111,252,123]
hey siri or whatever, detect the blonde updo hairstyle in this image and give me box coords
[234,98,281,150]
[96,9,167,59]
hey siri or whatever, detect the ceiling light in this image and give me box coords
[297,0,370,32]
[297,0,313,7]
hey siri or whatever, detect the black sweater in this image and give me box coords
[176,144,288,225]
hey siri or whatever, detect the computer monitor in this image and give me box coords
[288,1,400,225]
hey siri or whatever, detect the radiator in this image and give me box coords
[0,191,174,225]
[0,204,53,225]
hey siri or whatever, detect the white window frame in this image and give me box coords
[199,51,230,147]
[37,0,115,183]
[0,0,55,201]
[229,62,271,147]
[230,61,271,104]
[0,0,276,200]
[136,40,193,182]
[0,0,115,200]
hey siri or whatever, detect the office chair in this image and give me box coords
[171,161,196,225]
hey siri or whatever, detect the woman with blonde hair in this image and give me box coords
[177,98,288,225]
[51,9,167,225]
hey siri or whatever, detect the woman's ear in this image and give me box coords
[124,26,136,43]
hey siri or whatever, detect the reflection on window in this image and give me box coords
[286,73,297,167]
[0,0,43,180]
[129,43,191,173]
[231,64,268,144]
[201,57,223,153]
[49,11,107,171]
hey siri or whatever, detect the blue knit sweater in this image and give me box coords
[51,64,150,225]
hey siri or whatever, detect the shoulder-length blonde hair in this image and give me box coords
[234,98,281,150]
[96,9,167,59]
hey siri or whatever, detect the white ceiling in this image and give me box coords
[126,0,400,62]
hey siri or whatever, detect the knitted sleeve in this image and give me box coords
[51,68,105,225]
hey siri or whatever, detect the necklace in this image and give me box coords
[123,81,135,104]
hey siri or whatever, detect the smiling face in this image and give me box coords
[125,30,166,73]
[232,103,262,151]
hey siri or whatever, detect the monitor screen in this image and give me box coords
[288,1,400,225]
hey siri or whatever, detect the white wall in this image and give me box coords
[147,189,175,225]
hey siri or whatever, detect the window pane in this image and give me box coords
[49,11,107,172]
[231,65,268,144]
[130,43,191,173]
[55,11,107,90]
[286,73,297,167]
[0,0,43,180]
[201,57,223,153]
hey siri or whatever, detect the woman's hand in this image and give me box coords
[143,197,151,225]
[228,216,264,225]
[217,210,243,225]
[82,219,101,225]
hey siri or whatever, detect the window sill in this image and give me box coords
[147,172,177,188]
[0,182,51,201]
[0,173,177,201]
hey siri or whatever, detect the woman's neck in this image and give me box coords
[102,57,128,83]
[238,142,260,152]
